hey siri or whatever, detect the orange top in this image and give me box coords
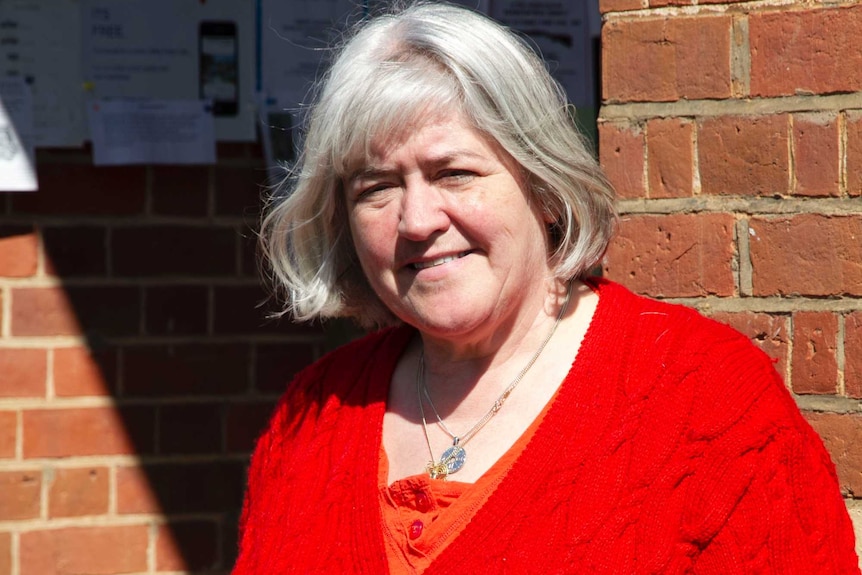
[379,395,555,574]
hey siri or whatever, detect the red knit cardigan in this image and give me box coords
[232,280,860,574]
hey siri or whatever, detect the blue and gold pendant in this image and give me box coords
[440,445,466,474]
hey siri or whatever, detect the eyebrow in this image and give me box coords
[348,148,490,182]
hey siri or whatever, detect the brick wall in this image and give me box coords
[0,144,324,574]
[599,0,862,559]
[3,2,861,573]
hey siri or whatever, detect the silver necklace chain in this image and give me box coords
[417,282,573,479]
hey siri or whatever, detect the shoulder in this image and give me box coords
[261,325,410,432]
[291,325,411,394]
[269,325,411,417]
[589,279,804,433]
[246,325,410,469]
[590,278,762,368]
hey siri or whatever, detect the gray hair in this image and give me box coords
[260,1,617,328]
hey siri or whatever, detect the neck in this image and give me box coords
[418,278,574,400]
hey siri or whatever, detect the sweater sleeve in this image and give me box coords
[231,386,296,575]
[687,370,860,574]
[230,327,401,574]
[692,426,858,574]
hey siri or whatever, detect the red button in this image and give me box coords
[415,492,431,512]
[409,519,424,540]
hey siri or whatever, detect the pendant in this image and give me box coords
[439,445,466,475]
[426,460,450,480]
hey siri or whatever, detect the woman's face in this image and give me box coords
[344,111,554,345]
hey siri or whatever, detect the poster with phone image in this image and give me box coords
[82,0,255,142]
[199,21,238,117]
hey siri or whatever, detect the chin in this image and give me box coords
[400,305,491,338]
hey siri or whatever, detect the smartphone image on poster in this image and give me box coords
[199,21,238,117]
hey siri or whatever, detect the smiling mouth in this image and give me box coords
[410,251,472,270]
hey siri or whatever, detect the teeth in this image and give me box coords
[412,252,469,270]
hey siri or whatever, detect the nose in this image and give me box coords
[397,178,450,241]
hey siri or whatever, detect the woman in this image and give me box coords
[233,3,859,573]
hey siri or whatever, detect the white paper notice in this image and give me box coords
[0,0,86,147]
[491,1,593,108]
[87,99,215,166]
[257,92,296,181]
[261,0,484,109]
[82,0,256,142]
[0,78,37,191]
[260,0,356,109]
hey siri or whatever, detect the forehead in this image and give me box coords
[341,104,474,172]
[368,112,487,160]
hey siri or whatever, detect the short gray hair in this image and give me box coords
[260,1,617,328]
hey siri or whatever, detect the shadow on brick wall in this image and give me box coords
[0,148,332,574]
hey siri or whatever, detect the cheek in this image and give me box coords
[348,212,394,273]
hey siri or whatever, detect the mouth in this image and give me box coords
[409,250,473,270]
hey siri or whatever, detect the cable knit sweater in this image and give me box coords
[232,280,859,574]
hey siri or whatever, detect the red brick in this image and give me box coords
[603,16,732,102]
[111,226,237,277]
[698,115,790,196]
[255,343,319,394]
[48,467,109,518]
[11,287,77,336]
[23,406,155,458]
[117,461,244,515]
[647,117,693,198]
[599,122,644,199]
[214,166,265,217]
[0,470,41,520]
[847,112,862,197]
[214,284,317,335]
[603,213,736,297]
[600,0,644,12]
[0,226,38,277]
[792,114,839,197]
[791,312,838,395]
[12,165,146,216]
[0,349,47,398]
[156,520,219,571]
[11,286,139,337]
[67,286,139,336]
[122,344,249,397]
[42,227,107,277]
[158,403,223,454]
[749,215,862,297]
[223,512,239,568]
[226,400,278,453]
[241,229,260,277]
[750,6,862,97]
[145,285,208,335]
[709,312,789,380]
[845,312,862,399]
[804,412,862,498]
[0,412,15,458]
[115,465,160,515]
[53,347,116,397]
[19,525,148,575]
[151,166,209,216]
[0,532,10,575]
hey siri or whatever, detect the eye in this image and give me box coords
[361,183,392,195]
[351,180,396,201]
[437,169,476,182]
